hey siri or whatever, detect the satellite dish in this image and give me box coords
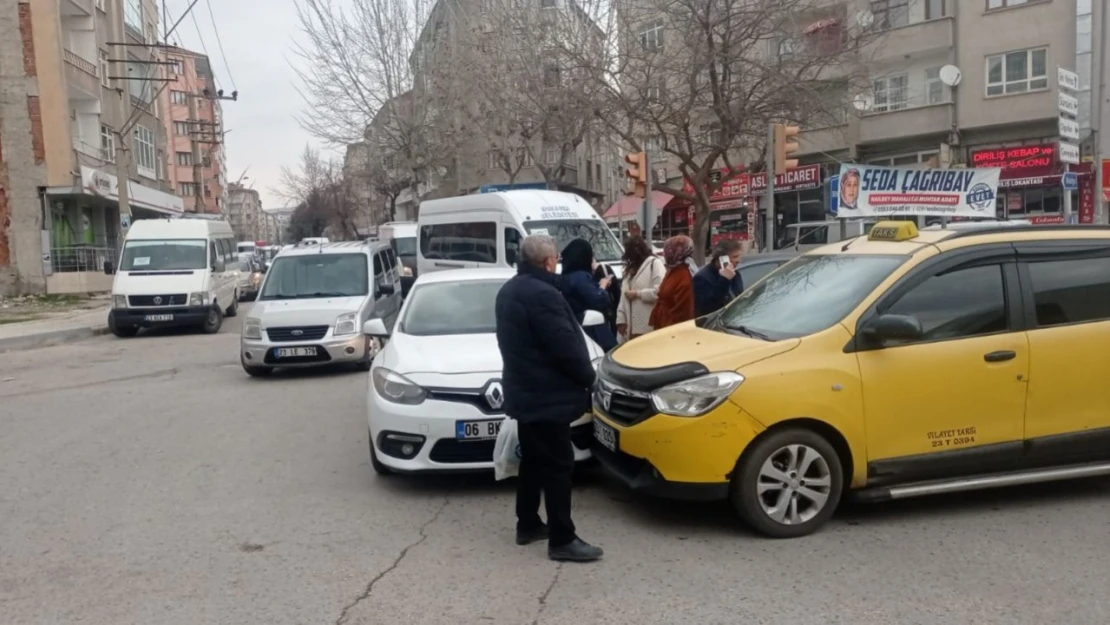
[855,10,875,30]
[939,65,962,87]
[852,94,873,112]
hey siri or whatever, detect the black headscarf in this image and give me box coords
[560,238,594,275]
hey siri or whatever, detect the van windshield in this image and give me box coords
[524,219,623,262]
[709,254,906,340]
[392,237,417,257]
[120,239,207,271]
[259,253,368,300]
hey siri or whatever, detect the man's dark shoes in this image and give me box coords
[548,538,603,562]
[516,524,549,546]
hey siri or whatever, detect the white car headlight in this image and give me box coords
[243,319,262,340]
[188,292,208,306]
[334,312,359,336]
[372,367,426,405]
[113,295,128,308]
[651,372,745,417]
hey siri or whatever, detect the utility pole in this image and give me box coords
[189,94,204,213]
[113,8,133,234]
[764,123,775,252]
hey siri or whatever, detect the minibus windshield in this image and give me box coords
[120,239,207,271]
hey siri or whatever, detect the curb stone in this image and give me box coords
[0,325,111,353]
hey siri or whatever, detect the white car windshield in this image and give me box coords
[400,279,505,336]
[120,239,207,271]
[524,219,623,262]
[259,253,368,300]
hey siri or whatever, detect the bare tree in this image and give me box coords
[277,145,360,240]
[573,0,877,260]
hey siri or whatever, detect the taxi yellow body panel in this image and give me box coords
[613,321,801,371]
[593,404,765,484]
[1024,321,1110,439]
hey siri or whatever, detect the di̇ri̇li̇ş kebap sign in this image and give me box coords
[835,164,1002,218]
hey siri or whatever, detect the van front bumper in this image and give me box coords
[110,307,210,328]
[240,332,370,368]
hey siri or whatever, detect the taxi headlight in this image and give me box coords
[372,367,426,405]
[334,312,359,336]
[243,319,262,340]
[651,372,745,417]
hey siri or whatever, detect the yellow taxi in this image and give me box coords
[592,220,1110,537]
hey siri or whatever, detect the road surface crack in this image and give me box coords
[531,563,563,625]
[334,494,451,625]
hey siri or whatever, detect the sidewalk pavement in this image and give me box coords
[0,306,111,353]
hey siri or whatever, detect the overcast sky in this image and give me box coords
[167,0,323,210]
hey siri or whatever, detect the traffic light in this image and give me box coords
[625,151,647,198]
[773,123,800,175]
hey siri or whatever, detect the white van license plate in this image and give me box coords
[594,420,618,452]
[456,419,502,441]
[276,347,316,358]
[144,314,173,322]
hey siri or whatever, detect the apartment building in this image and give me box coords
[157,45,227,215]
[0,0,182,295]
[227,182,263,242]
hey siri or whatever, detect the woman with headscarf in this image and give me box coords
[559,238,618,351]
[616,235,665,342]
[648,235,697,330]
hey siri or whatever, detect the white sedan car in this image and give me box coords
[364,268,606,475]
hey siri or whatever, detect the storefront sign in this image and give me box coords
[970,145,1056,171]
[836,164,1002,218]
[1080,176,1095,224]
[1059,141,1080,165]
[1028,215,1065,225]
[79,166,184,215]
[682,169,749,202]
[750,164,822,193]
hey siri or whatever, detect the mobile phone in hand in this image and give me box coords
[718,255,732,269]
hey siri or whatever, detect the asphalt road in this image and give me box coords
[3,307,1110,624]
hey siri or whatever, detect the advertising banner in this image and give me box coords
[835,164,1002,218]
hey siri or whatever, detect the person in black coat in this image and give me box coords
[693,239,745,318]
[559,238,618,351]
[495,234,603,563]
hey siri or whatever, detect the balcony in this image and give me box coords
[864,17,954,62]
[860,103,951,145]
[63,49,100,97]
[61,0,94,16]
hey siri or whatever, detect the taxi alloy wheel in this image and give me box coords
[732,429,843,538]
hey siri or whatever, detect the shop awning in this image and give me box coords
[45,166,184,216]
[603,191,675,222]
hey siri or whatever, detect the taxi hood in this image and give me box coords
[610,320,800,374]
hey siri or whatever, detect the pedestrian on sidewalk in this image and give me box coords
[495,234,604,563]
[559,238,618,351]
[616,235,665,342]
[648,235,698,330]
[693,239,746,318]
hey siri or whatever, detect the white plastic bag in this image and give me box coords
[493,418,521,480]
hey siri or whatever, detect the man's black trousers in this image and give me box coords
[515,420,576,547]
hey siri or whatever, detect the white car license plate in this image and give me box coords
[275,347,317,358]
[594,420,618,452]
[456,419,502,441]
[144,314,173,322]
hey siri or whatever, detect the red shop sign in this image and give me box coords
[682,169,749,201]
[970,144,1056,171]
[750,164,822,193]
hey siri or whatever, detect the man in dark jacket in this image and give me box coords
[693,239,745,318]
[496,234,603,563]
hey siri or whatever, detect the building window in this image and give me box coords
[516,149,534,167]
[169,59,183,75]
[986,48,1047,96]
[157,149,164,180]
[171,90,188,105]
[639,20,664,52]
[702,125,724,147]
[100,125,115,162]
[924,67,947,104]
[545,147,560,165]
[124,0,143,33]
[646,84,662,101]
[133,125,156,177]
[872,74,908,112]
[98,50,111,87]
[543,65,561,88]
[174,121,191,136]
[926,0,947,19]
[488,150,500,169]
[178,182,198,196]
[987,0,1030,9]
[541,0,557,7]
[205,185,213,198]
[871,0,909,30]
[176,151,193,166]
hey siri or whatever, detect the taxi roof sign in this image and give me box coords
[868,221,920,242]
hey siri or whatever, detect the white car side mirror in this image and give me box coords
[362,317,391,337]
[582,310,605,327]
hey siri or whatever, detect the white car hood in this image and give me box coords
[250,296,364,326]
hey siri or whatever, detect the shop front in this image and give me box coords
[41,166,184,293]
[969,142,1095,224]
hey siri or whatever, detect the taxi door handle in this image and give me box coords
[984,350,1016,363]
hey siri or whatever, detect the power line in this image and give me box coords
[204,0,238,92]
[189,6,221,91]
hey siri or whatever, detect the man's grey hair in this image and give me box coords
[521,234,558,267]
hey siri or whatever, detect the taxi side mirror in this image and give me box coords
[861,314,923,343]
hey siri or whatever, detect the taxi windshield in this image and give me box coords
[710,254,905,340]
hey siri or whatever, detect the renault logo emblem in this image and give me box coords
[153,296,162,305]
[484,381,505,411]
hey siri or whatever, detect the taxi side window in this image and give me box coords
[884,264,1008,344]
[1027,257,1110,326]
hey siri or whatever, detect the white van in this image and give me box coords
[378,222,418,274]
[417,190,625,278]
[237,241,256,255]
[106,219,240,337]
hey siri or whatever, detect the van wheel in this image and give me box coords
[202,305,224,334]
[108,312,139,338]
[730,428,843,538]
[225,295,238,317]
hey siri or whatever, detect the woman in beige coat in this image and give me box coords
[615,235,666,342]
